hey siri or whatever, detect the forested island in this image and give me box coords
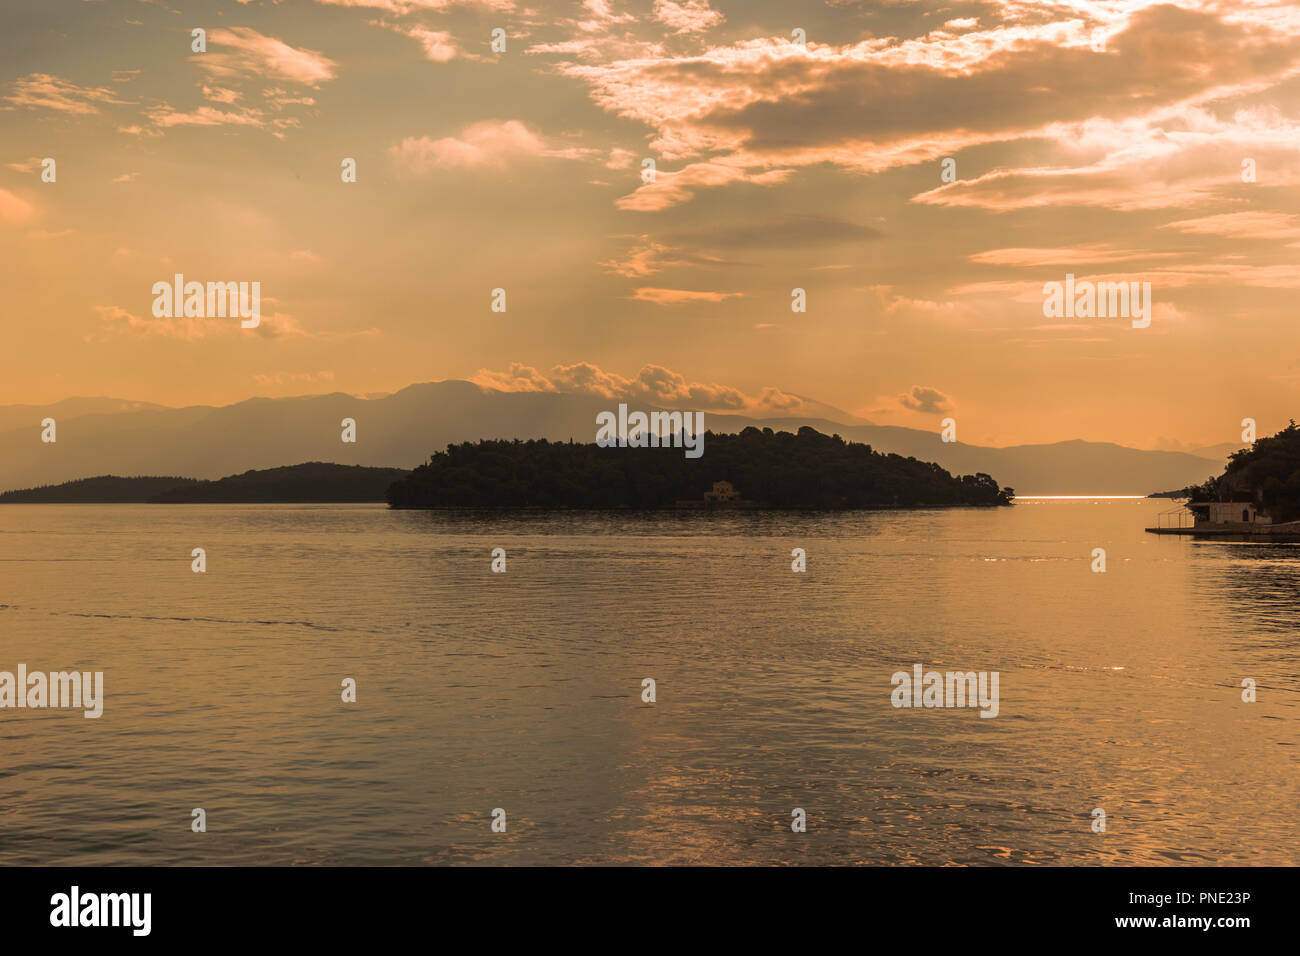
[153,463,409,502]
[0,463,409,503]
[386,426,1014,510]
[1186,420,1300,522]
[0,475,199,503]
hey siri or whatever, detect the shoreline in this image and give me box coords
[1144,527,1300,541]
[0,499,1013,511]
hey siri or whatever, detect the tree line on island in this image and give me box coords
[1182,420,1300,522]
[0,463,407,503]
[385,426,1015,509]
[0,427,1016,510]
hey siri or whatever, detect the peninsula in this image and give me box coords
[0,463,409,504]
[1146,421,1300,538]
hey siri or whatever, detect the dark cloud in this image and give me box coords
[898,385,954,414]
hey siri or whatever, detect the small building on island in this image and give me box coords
[1150,487,1300,537]
[675,481,756,509]
[1185,493,1272,527]
[704,481,739,504]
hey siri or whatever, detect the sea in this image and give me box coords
[0,498,1296,865]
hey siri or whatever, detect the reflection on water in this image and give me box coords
[0,499,1296,865]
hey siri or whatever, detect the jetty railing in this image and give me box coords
[1156,506,1194,529]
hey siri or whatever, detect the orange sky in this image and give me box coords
[2,0,1298,450]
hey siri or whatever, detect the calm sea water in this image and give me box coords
[0,499,1296,866]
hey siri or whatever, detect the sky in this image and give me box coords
[1,0,1298,450]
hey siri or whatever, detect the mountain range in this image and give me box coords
[0,382,1233,496]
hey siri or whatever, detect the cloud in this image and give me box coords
[897,385,954,414]
[969,245,1172,267]
[598,236,728,276]
[91,305,210,342]
[652,0,723,34]
[470,361,808,414]
[6,157,43,173]
[368,20,481,61]
[202,86,243,104]
[402,27,474,62]
[471,361,554,393]
[314,0,514,11]
[146,104,269,129]
[583,0,635,25]
[200,27,338,87]
[90,305,377,342]
[253,370,336,386]
[136,35,334,137]
[90,306,314,342]
[616,161,794,211]
[952,262,1300,300]
[548,3,1300,209]
[523,0,664,62]
[605,147,636,169]
[144,86,317,136]
[754,386,805,412]
[666,214,882,250]
[4,73,131,115]
[912,108,1300,212]
[1160,212,1300,243]
[598,215,881,277]
[250,313,382,341]
[0,188,36,223]
[388,119,597,173]
[629,287,743,305]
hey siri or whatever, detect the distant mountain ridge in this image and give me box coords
[0,397,176,435]
[0,381,1223,496]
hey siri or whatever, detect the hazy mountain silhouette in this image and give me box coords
[1187,441,1249,463]
[0,396,175,434]
[0,381,1222,495]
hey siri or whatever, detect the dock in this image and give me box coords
[1144,526,1300,539]
[1145,502,1300,539]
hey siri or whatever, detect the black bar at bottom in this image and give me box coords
[0,865,1280,942]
